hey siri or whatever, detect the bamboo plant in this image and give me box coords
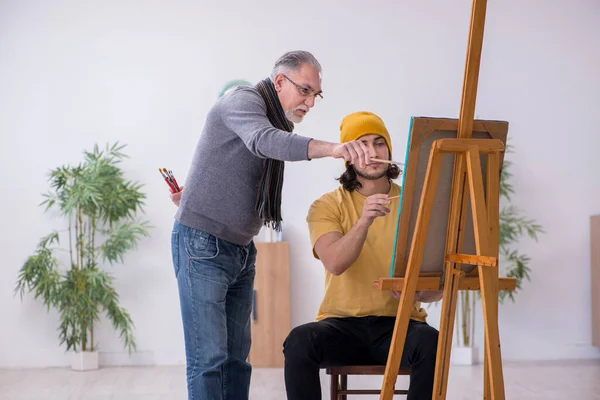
[15,142,150,353]
[455,144,544,348]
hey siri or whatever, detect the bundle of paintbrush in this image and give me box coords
[159,168,181,193]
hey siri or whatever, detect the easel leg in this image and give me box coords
[437,145,470,400]
[432,267,464,400]
[380,148,443,400]
[465,148,505,399]
[479,266,504,399]
[483,151,500,400]
[484,338,491,399]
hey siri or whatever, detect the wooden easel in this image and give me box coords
[374,0,516,399]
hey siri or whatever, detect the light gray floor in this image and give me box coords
[1,360,599,399]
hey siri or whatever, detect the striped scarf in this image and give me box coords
[254,78,294,231]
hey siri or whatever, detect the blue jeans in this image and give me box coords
[171,221,257,400]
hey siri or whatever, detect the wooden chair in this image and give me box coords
[326,365,410,399]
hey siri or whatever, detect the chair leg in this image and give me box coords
[340,374,347,400]
[330,373,339,400]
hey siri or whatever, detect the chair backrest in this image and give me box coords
[326,365,410,398]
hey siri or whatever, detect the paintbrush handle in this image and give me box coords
[159,168,179,193]
[370,157,404,166]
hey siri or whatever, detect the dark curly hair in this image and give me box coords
[336,163,401,192]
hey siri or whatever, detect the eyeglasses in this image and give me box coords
[282,74,323,101]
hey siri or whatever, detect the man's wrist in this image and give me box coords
[356,217,372,230]
[307,139,336,160]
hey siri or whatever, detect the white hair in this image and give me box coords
[270,50,322,81]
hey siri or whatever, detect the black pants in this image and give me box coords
[283,316,438,400]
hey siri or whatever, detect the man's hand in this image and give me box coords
[391,290,422,302]
[331,140,371,169]
[170,186,183,207]
[359,194,391,227]
[417,290,443,303]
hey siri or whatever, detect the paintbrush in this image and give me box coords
[159,168,181,193]
[163,168,181,192]
[370,157,404,166]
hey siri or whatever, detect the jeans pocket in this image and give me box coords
[171,229,180,277]
[184,229,220,260]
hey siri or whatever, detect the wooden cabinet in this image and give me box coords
[248,242,291,367]
[591,216,600,347]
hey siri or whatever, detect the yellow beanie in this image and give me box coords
[339,111,392,155]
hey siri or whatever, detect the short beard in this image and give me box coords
[285,108,306,124]
[355,166,389,180]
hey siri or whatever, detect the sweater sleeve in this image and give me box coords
[218,87,312,161]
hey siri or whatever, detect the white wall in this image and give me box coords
[1,0,599,368]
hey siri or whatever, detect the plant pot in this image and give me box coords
[71,350,99,371]
[451,346,479,365]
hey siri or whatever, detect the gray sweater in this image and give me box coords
[175,86,312,245]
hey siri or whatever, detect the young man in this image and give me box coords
[170,51,373,400]
[283,111,443,400]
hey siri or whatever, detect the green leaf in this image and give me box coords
[100,221,151,264]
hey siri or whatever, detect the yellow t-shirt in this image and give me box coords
[307,182,427,323]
